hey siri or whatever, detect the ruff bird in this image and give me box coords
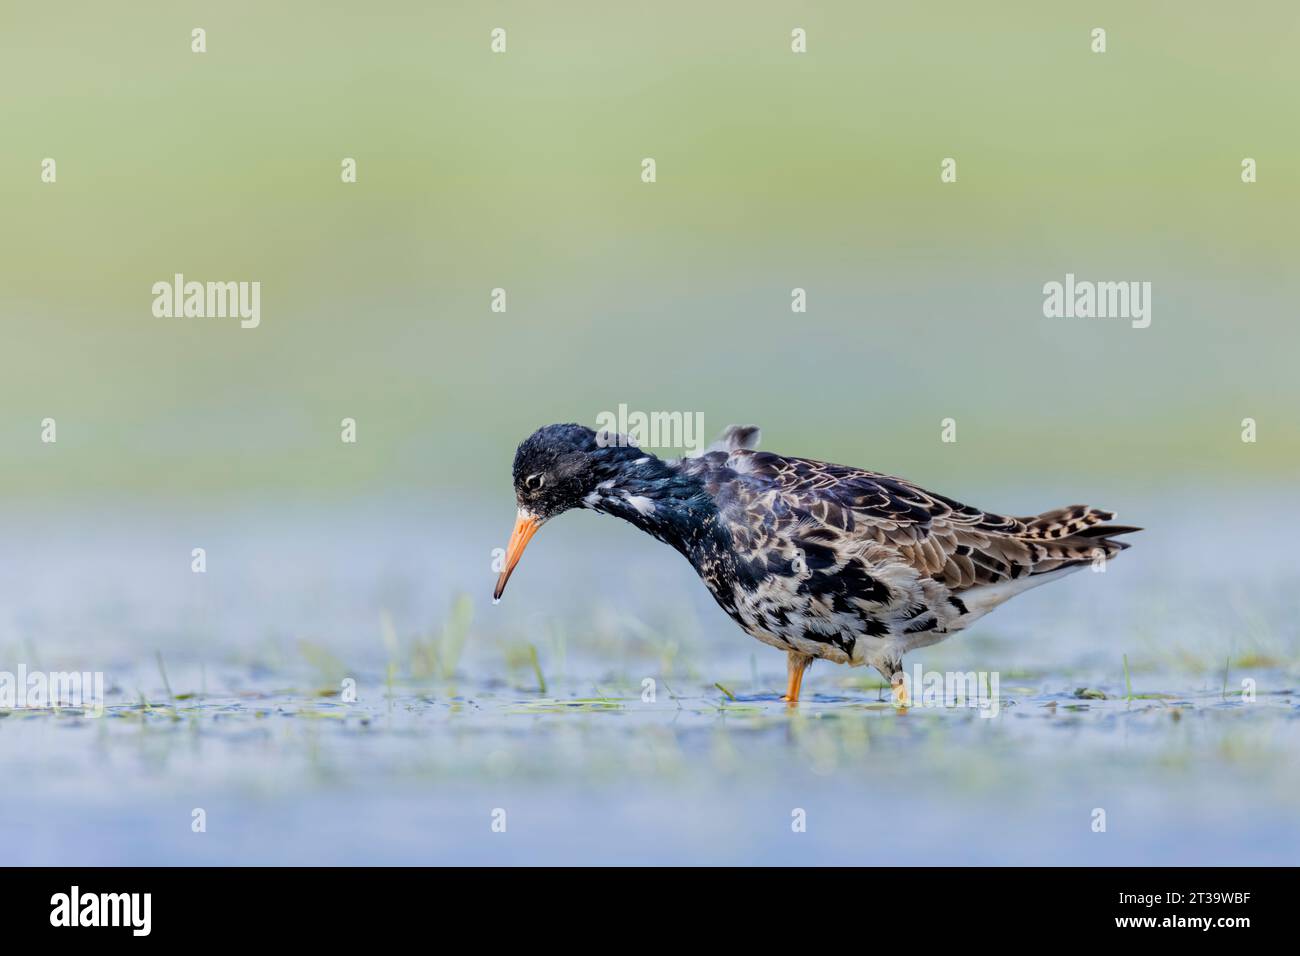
[494,424,1138,704]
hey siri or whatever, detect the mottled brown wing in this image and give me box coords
[729,451,1131,592]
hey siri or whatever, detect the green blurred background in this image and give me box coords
[3,1,1297,501]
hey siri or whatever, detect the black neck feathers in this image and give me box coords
[585,448,727,562]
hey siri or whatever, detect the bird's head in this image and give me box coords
[495,423,611,600]
[493,421,732,601]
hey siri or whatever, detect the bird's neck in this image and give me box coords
[584,449,725,559]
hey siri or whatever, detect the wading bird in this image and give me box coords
[494,424,1138,704]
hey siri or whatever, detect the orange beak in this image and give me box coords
[493,510,543,601]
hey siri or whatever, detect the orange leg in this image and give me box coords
[781,653,813,705]
[891,671,909,708]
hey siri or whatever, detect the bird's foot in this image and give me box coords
[782,653,811,705]
[890,672,909,709]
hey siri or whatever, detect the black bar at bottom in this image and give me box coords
[0,866,1282,941]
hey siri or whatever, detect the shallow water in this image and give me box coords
[2,490,1297,864]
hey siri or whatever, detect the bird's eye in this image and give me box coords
[525,473,545,491]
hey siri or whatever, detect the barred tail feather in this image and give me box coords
[1022,510,1140,575]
